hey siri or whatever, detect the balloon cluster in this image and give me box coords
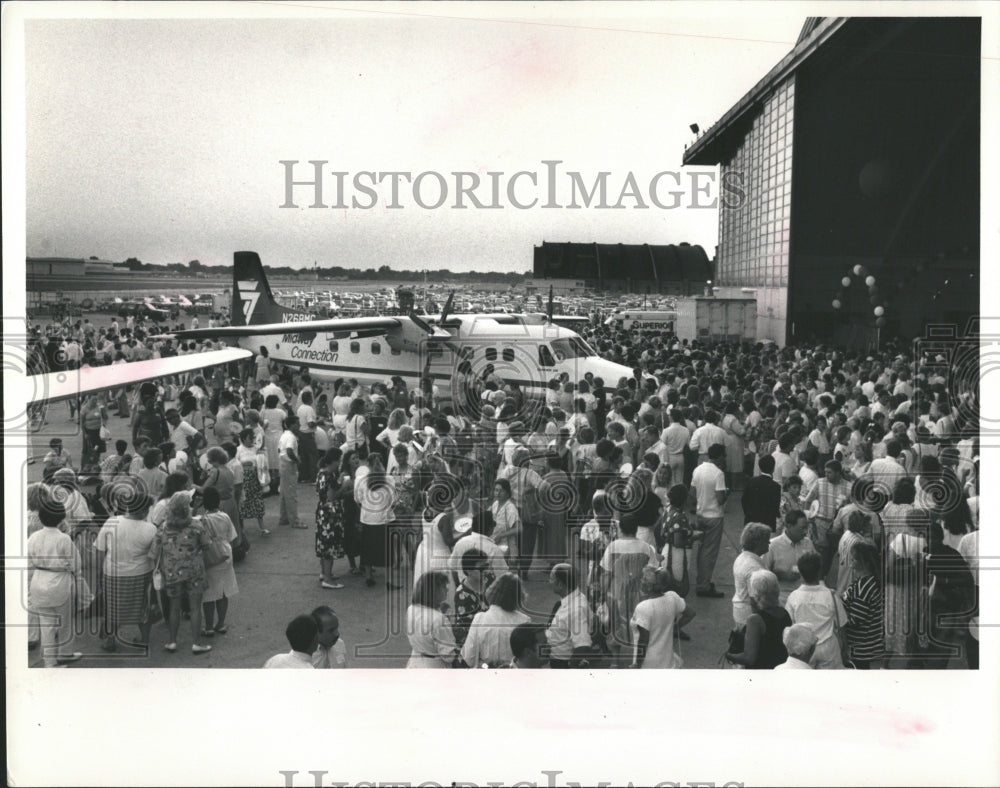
[832,264,887,327]
[832,245,975,324]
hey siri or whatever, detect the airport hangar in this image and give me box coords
[682,16,980,348]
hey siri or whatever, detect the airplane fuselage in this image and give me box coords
[239,313,632,396]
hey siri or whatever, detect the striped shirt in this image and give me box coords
[842,575,884,661]
[805,478,851,521]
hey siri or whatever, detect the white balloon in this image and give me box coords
[874,306,885,316]
[853,265,864,276]
[841,277,851,287]
[865,275,876,287]
[832,299,842,309]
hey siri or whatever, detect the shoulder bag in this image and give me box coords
[198,516,231,568]
[152,543,164,591]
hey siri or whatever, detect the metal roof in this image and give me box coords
[682,17,846,165]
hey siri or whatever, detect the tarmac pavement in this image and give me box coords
[21,400,747,669]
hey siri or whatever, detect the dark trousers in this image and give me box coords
[298,432,318,483]
[549,658,571,669]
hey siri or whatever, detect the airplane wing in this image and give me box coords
[168,316,401,341]
[27,348,253,405]
[550,315,591,328]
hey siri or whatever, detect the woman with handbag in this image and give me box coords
[725,570,792,669]
[198,487,239,637]
[95,488,157,651]
[196,447,241,544]
[148,492,213,655]
[784,551,848,669]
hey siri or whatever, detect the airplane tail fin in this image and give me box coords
[232,251,312,326]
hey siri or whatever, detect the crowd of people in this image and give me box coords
[25,307,980,669]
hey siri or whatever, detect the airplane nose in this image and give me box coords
[592,358,633,387]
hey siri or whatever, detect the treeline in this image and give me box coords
[119,258,530,283]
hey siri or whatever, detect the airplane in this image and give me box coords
[167,252,634,395]
[26,251,633,405]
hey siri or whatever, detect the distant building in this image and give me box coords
[27,256,127,279]
[532,242,714,295]
[27,257,86,277]
[683,17,979,346]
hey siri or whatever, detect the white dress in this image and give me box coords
[412,511,454,592]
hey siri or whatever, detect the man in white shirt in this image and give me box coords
[764,510,815,602]
[773,624,817,670]
[166,409,205,456]
[869,439,907,495]
[263,615,318,668]
[691,443,728,598]
[296,390,319,484]
[545,564,592,668]
[260,374,287,406]
[771,433,798,486]
[688,410,727,465]
[661,409,690,484]
[310,607,347,669]
[278,416,302,528]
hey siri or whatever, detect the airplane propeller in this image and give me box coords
[440,290,455,325]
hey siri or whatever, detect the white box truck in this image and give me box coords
[604,310,679,333]
[674,296,757,343]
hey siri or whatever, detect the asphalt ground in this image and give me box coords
[20,399,762,670]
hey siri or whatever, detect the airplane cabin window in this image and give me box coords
[371,342,381,355]
[390,347,401,356]
[350,341,360,353]
[329,340,339,352]
[485,348,497,361]
[502,348,514,362]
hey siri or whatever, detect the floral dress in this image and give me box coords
[237,445,265,521]
[315,466,346,560]
[152,522,211,597]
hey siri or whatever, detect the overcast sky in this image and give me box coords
[24,5,806,272]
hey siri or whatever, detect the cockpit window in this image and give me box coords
[539,345,555,367]
[549,337,594,362]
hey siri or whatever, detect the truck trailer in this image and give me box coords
[673,296,757,343]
